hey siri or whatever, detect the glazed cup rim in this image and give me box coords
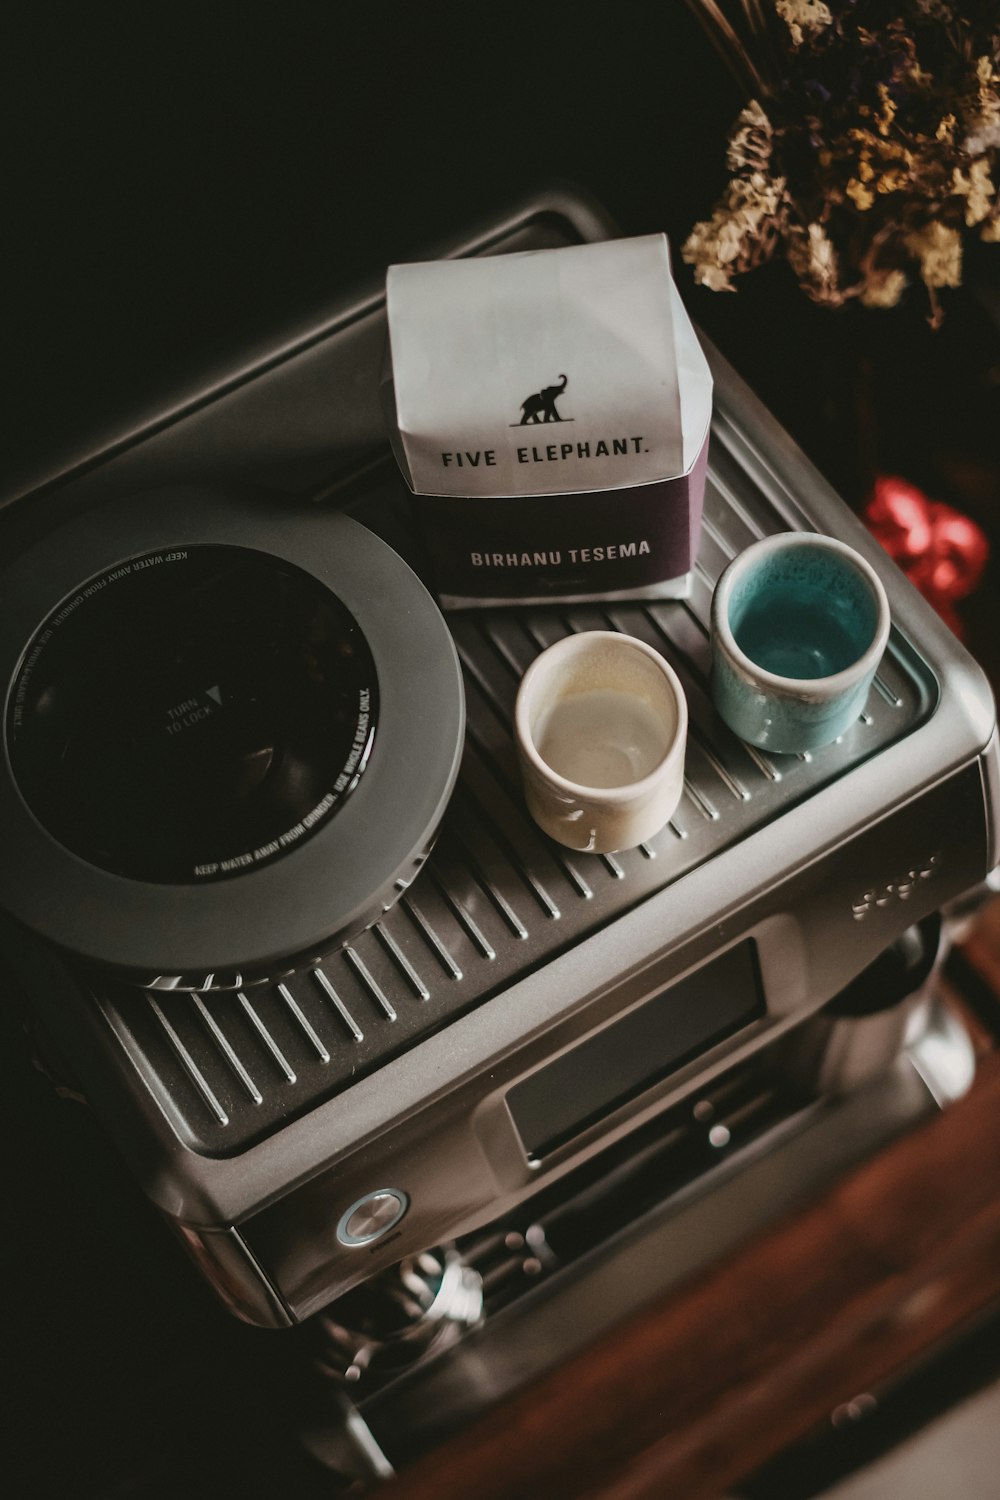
[711,532,891,698]
[514,630,688,802]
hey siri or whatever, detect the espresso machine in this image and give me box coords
[2,189,997,1492]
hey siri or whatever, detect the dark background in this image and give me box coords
[4,4,1000,1495]
[6,5,740,479]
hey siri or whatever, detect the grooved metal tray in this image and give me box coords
[92,427,933,1156]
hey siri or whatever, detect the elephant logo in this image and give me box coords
[518,373,569,425]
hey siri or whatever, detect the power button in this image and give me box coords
[336,1189,409,1246]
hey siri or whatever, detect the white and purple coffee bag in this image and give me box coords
[382,234,712,608]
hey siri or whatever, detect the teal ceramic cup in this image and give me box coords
[710,532,891,754]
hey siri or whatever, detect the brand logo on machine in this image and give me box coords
[516,372,570,426]
[851,854,940,920]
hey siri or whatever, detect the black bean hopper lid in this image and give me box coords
[0,483,465,991]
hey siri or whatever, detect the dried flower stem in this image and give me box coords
[741,0,768,33]
[682,0,768,96]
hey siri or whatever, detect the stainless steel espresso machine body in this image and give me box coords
[2,192,998,1476]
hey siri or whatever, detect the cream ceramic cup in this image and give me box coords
[514,631,687,854]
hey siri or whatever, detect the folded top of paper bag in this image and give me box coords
[384,234,712,499]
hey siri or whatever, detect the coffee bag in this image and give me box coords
[382,234,712,608]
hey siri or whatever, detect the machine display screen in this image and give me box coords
[507,940,765,1160]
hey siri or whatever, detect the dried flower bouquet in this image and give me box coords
[682,1,1000,324]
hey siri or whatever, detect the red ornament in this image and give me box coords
[864,475,989,638]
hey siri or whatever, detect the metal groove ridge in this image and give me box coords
[95,451,930,1155]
